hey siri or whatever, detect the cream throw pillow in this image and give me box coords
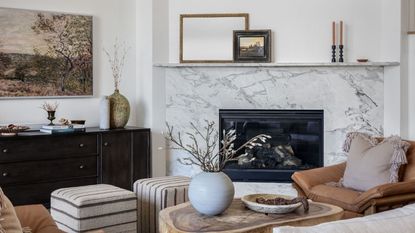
[0,188,23,233]
[341,132,410,192]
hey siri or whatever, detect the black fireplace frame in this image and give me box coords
[219,109,324,182]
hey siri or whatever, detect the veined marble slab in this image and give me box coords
[155,62,399,68]
[165,66,384,178]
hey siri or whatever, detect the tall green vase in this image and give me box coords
[109,89,130,128]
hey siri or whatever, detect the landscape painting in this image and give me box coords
[233,30,271,62]
[0,8,93,98]
[239,37,265,57]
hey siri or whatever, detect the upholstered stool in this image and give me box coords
[50,184,137,233]
[134,176,191,233]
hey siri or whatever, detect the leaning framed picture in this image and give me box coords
[0,7,93,98]
[233,30,271,63]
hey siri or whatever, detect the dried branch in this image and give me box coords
[40,101,59,112]
[104,40,129,91]
[165,121,271,172]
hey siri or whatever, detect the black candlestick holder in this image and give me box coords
[339,45,344,62]
[331,45,336,63]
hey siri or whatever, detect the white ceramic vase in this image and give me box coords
[188,171,235,216]
[99,96,110,130]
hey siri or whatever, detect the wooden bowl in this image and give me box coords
[357,59,369,63]
[0,125,30,136]
[241,194,302,214]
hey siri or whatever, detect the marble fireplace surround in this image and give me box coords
[156,62,397,196]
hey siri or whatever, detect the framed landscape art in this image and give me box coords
[233,30,271,63]
[0,8,93,98]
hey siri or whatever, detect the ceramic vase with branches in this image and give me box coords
[104,42,130,128]
[166,121,271,215]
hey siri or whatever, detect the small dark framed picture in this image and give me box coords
[233,30,271,62]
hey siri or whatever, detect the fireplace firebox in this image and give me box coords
[219,109,324,182]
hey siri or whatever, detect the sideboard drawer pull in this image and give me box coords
[79,143,85,148]
[2,149,8,153]
[79,165,85,169]
[2,172,8,177]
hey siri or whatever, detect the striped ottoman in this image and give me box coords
[51,184,137,233]
[134,176,190,233]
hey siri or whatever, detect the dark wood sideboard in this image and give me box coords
[0,127,151,207]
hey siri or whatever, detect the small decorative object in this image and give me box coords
[59,118,71,125]
[0,8,92,98]
[40,119,85,134]
[0,124,30,136]
[233,30,272,62]
[188,172,235,216]
[47,111,56,126]
[40,101,59,125]
[339,21,344,62]
[242,194,308,214]
[70,120,86,125]
[339,45,344,62]
[331,21,336,63]
[166,121,271,216]
[357,58,369,63]
[331,21,345,63]
[100,96,110,130]
[104,42,130,129]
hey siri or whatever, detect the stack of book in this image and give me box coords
[40,124,86,134]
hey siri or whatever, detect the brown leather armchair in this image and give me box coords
[292,140,415,219]
[15,205,64,233]
[14,205,103,233]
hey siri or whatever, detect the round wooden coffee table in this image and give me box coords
[159,199,343,233]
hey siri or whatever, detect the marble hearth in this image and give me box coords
[157,62,395,196]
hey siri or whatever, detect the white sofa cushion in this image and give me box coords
[274,203,415,233]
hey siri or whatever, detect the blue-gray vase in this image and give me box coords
[188,171,235,216]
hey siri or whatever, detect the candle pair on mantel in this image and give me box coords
[331,20,344,63]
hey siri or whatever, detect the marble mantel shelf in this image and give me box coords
[154,62,399,68]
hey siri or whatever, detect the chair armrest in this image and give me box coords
[357,180,415,205]
[15,204,65,233]
[291,162,346,193]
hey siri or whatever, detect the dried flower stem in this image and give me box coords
[165,121,271,172]
[104,41,128,91]
[40,101,59,112]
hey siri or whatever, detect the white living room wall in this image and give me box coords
[166,0,404,136]
[408,35,415,139]
[0,0,137,127]
[136,0,169,177]
[169,0,383,63]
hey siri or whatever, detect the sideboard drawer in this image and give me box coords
[0,156,97,185]
[0,134,97,162]
[0,127,150,207]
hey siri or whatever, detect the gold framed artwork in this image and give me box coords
[180,13,249,63]
[0,7,93,98]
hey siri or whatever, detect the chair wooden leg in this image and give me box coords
[292,182,307,197]
[364,205,377,215]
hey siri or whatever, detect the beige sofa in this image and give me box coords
[274,203,415,233]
